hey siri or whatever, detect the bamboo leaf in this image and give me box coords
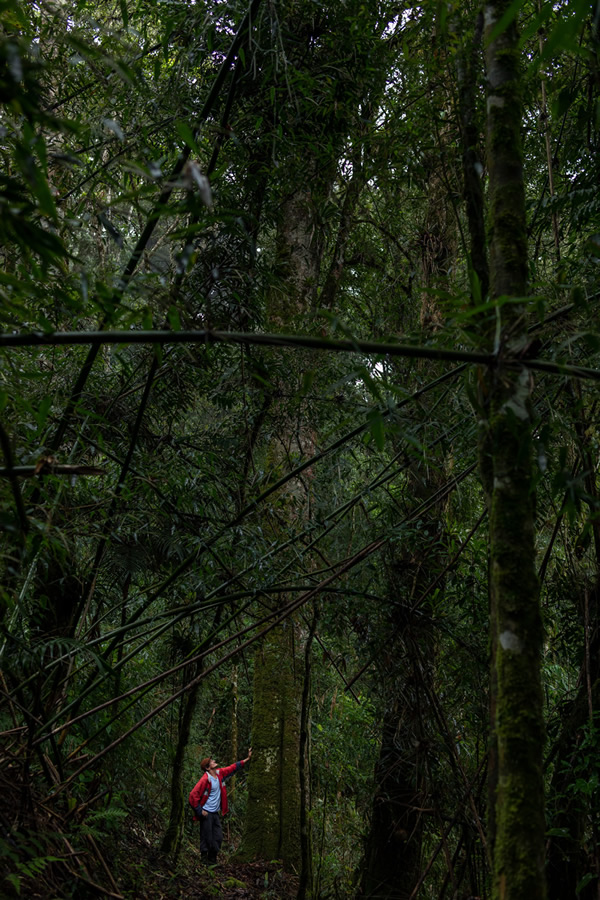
[367,410,385,450]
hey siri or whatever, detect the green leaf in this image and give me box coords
[518,1,554,47]
[167,306,181,331]
[119,0,128,27]
[468,267,481,306]
[298,370,314,397]
[576,873,596,895]
[368,410,385,451]
[585,234,600,258]
[175,121,199,154]
[5,873,20,895]
[34,395,52,428]
[538,1,589,64]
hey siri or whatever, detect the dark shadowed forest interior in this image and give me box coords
[1,0,600,897]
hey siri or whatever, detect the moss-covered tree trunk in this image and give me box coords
[242,621,305,868]
[239,5,387,881]
[240,180,322,878]
[482,4,546,898]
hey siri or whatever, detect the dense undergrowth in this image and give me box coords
[0,770,299,900]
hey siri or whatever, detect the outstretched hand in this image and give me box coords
[244,747,252,764]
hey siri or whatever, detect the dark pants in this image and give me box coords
[200,811,223,860]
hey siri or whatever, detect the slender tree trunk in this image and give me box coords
[546,645,600,900]
[297,607,317,900]
[230,664,239,793]
[547,411,600,899]
[482,5,546,898]
[161,612,223,858]
[161,666,202,859]
[454,7,489,301]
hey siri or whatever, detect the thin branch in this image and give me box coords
[46,42,163,114]
[35,461,477,749]
[4,328,600,382]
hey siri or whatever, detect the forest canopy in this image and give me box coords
[1,0,600,898]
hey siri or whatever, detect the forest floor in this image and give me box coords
[2,779,301,900]
[114,819,300,899]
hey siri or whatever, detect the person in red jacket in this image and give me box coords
[189,748,252,863]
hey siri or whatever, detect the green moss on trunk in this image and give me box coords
[239,621,304,870]
[482,4,547,898]
[489,403,545,899]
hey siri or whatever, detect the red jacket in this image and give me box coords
[189,760,246,819]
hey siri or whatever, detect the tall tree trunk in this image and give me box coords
[241,621,304,868]
[161,610,224,859]
[240,183,323,876]
[239,3,388,878]
[361,691,424,900]
[361,47,457,885]
[360,512,446,899]
[482,4,546,898]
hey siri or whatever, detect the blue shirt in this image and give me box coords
[203,774,221,813]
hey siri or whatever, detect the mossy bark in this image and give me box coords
[487,398,545,900]
[482,5,546,898]
[241,93,330,877]
[238,180,321,876]
[239,620,304,869]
